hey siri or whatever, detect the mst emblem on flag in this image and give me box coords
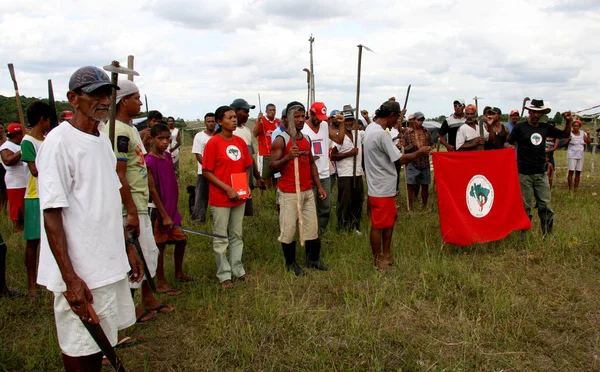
[466,175,494,218]
[433,148,531,246]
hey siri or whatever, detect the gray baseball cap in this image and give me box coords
[69,66,118,93]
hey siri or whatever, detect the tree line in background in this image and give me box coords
[0,95,186,128]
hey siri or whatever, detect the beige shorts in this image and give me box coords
[125,214,158,289]
[53,277,135,357]
[568,158,583,172]
[278,190,318,244]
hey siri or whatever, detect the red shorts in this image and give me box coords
[7,188,25,221]
[153,220,187,244]
[368,196,397,229]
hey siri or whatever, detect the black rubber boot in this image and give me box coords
[306,239,329,271]
[282,242,305,277]
[541,219,553,238]
[304,241,311,266]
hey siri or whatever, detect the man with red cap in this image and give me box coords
[0,123,29,232]
[507,109,520,133]
[301,102,345,236]
[254,103,279,189]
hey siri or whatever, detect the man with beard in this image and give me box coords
[484,107,510,150]
[231,98,264,216]
[455,104,489,151]
[301,102,345,236]
[508,99,572,236]
[36,66,143,371]
[191,112,216,222]
[254,103,279,189]
[364,100,431,271]
[270,102,328,276]
[439,99,466,151]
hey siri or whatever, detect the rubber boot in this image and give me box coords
[542,219,553,238]
[282,242,305,277]
[306,239,329,271]
[304,242,311,266]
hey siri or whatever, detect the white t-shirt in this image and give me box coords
[455,123,489,150]
[334,131,364,177]
[302,121,330,179]
[191,131,213,175]
[0,140,29,189]
[170,128,180,162]
[233,125,253,146]
[36,123,130,292]
[390,127,400,145]
[568,131,587,160]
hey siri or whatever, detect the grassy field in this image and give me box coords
[2,146,600,371]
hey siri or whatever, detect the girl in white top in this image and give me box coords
[565,119,590,192]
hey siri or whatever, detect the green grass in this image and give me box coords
[2,148,600,371]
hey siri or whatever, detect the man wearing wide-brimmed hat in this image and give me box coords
[508,99,572,236]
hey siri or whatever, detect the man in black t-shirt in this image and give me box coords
[508,99,572,236]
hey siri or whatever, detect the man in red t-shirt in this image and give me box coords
[270,102,327,276]
[253,103,280,189]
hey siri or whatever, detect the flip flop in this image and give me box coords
[149,304,175,314]
[220,280,233,289]
[237,274,253,282]
[157,288,182,296]
[136,309,157,323]
[115,336,136,349]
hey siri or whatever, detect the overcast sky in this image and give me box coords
[1,0,599,120]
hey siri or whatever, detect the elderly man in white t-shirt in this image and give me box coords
[36,66,143,371]
[302,102,346,237]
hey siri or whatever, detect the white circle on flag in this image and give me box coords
[226,145,242,161]
[530,133,543,146]
[466,175,494,218]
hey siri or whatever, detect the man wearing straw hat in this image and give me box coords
[508,99,572,236]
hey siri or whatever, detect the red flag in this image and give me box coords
[432,148,531,246]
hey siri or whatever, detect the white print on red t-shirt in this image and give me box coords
[226,145,242,161]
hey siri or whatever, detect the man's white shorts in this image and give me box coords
[568,158,584,172]
[53,277,135,357]
[126,213,159,289]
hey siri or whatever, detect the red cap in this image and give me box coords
[7,123,23,135]
[310,102,328,121]
[573,119,582,125]
[62,111,74,121]
[465,104,477,111]
[510,109,519,116]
